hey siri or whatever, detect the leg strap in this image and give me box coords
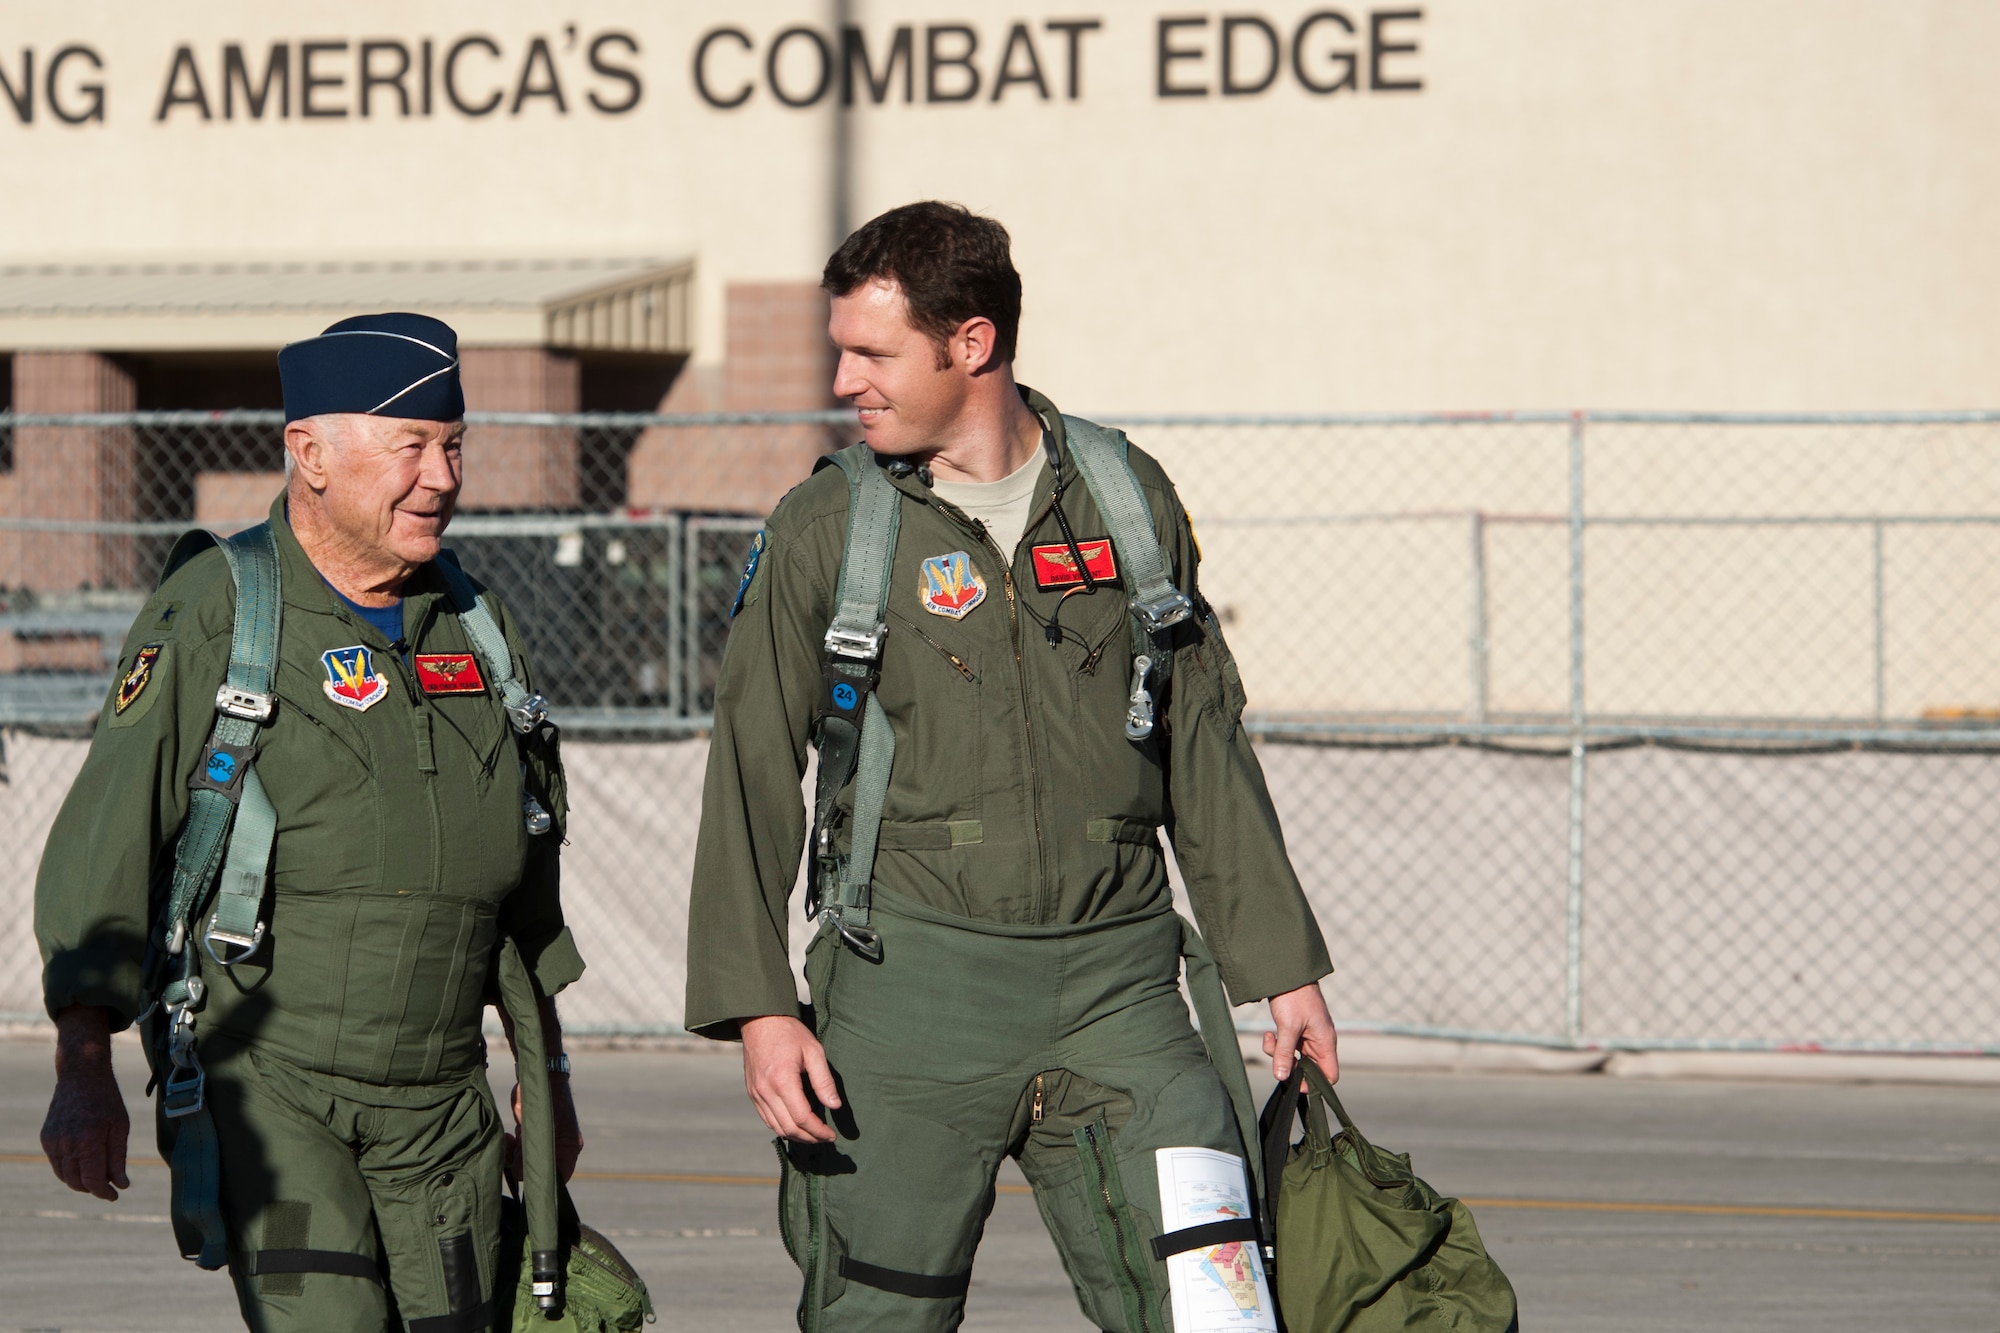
[837,1256,972,1300]
[1149,1218,1260,1261]
[252,1249,383,1283]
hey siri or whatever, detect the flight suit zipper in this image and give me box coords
[1032,1073,1044,1122]
[1082,1121,1153,1333]
[903,619,975,681]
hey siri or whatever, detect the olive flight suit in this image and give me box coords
[36,495,583,1333]
[685,389,1333,1332]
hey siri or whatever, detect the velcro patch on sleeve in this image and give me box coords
[415,653,487,695]
[1030,539,1118,590]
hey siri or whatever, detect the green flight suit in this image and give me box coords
[686,389,1333,1332]
[36,495,583,1333]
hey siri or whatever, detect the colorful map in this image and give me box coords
[1154,1148,1278,1331]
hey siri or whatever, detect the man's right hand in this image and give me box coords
[740,1014,841,1144]
[41,1005,131,1202]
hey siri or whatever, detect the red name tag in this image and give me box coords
[415,653,487,696]
[1031,539,1118,590]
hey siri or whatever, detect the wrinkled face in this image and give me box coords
[829,278,968,457]
[315,414,464,566]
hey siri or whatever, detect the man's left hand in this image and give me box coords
[1264,982,1339,1083]
[509,1080,585,1183]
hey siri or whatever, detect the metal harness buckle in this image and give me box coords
[214,685,275,723]
[823,621,888,662]
[202,918,267,967]
[1130,588,1196,635]
[1125,655,1157,740]
[506,692,550,735]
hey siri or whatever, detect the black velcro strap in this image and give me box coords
[407,1301,494,1333]
[1148,1218,1261,1262]
[838,1256,972,1299]
[252,1248,382,1283]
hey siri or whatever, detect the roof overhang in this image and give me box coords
[0,257,693,354]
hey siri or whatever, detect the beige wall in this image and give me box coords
[2,1,1993,411]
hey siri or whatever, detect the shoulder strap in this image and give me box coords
[1060,416,1194,634]
[808,447,902,960]
[435,552,549,735]
[824,445,901,660]
[153,520,283,1273]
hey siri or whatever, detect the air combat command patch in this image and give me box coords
[322,644,389,712]
[115,644,164,714]
[919,551,987,619]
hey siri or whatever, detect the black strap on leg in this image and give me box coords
[252,1248,383,1283]
[1147,1218,1262,1262]
[838,1256,973,1299]
[406,1302,495,1333]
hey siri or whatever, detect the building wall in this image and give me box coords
[1,0,1992,412]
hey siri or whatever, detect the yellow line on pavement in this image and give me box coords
[12,1155,1997,1225]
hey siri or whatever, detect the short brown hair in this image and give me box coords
[822,201,1021,370]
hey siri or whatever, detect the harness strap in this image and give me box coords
[253,1249,384,1283]
[810,451,902,960]
[434,554,547,735]
[838,1257,972,1300]
[154,523,281,1273]
[1060,416,1194,635]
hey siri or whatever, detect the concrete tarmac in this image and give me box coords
[3,1036,1996,1331]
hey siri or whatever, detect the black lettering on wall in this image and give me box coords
[444,34,503,115]
[1156,16,1208,98]
[47,46,103,124]
[223,43,289,119]
[511,36,566,113]
[693,27,753,108]
[420,38,434,115]
[359,40,410,117]
[925,25,979,103]
[843,24,913,105]
[1042,19,1101,100]
[156,45,212,121]
[1368,8,1422,91]
[991,23,1049,101]
[1221,15,1279,95]
[1,49,32,124]
[766,26,832,108]
[587,31,642,113]
[1292,11,1356,95]
[299,40,348,118]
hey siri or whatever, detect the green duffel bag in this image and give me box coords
[1258,1062,1518,1332]
[493,1190,656,1332]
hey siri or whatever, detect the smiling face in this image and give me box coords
[829,278,975,458]
[286,413,463,595]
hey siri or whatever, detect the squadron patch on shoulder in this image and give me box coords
[732,530,766,618]
[919,551,987,620]
[321,644,389,712]
[115,644,164,714]
[1030,538,1118,590]
[415,653,486,696]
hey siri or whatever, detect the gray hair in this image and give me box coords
[286,413,352,481]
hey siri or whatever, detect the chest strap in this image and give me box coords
[435,553,559,838]
[1060,416,1194,636]
[809,448,901,960]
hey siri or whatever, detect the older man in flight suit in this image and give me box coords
[685,202,1339,1331]
[36,313,583,1332]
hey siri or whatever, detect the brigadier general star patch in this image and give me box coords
[415,653,486,696]
[115,644,164,714]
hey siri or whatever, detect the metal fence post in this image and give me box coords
[1467,511,1490,726]
[1566,413,1587,1045]
[1872,520,1887,722]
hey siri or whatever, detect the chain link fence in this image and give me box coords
[2,409,1997,1054]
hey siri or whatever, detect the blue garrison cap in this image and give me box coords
[278,312,465,424]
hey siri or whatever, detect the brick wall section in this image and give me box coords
[458,347,581,510]
[632,283,841,514]
[5,352,138,593]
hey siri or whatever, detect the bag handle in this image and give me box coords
[1256,1058,1365,1245]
